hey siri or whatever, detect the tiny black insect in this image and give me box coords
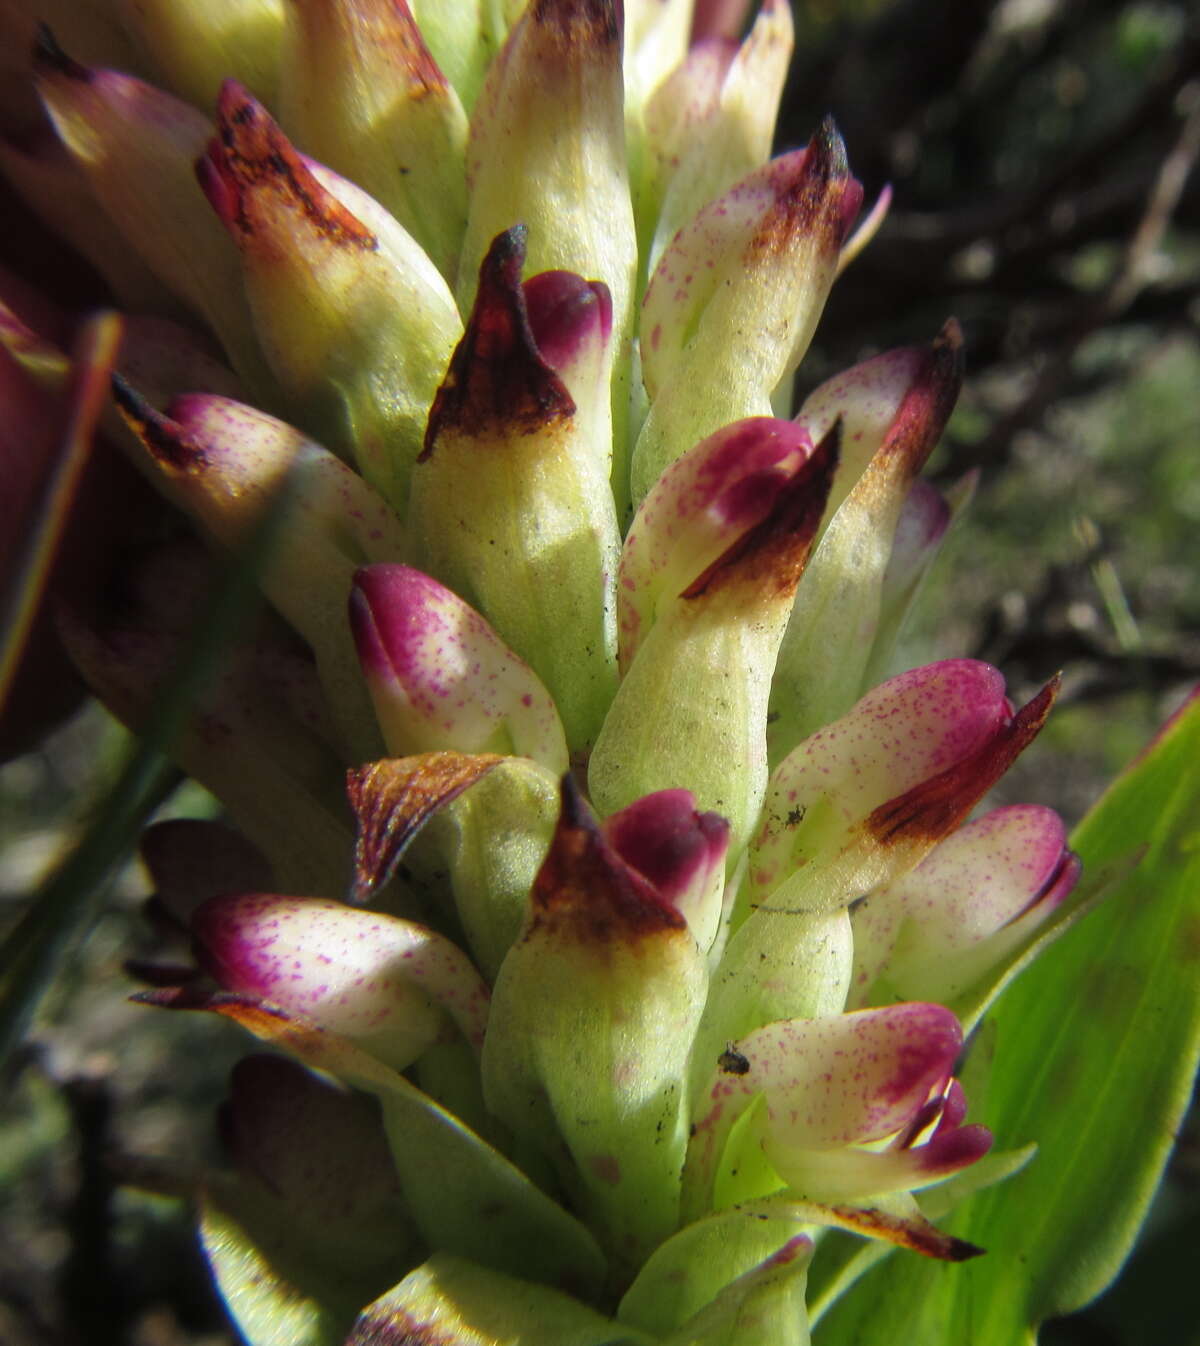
[717,1044,750,1075]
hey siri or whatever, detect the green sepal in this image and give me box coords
[481,780,708,1279]
[278,0,469,282]
[619,1205,812,1337]
[417,755,561,981]
[346,1254,657,1345]
[659,1235,813,1346]
[115,0,285,112]
[167,994,610,1298]
[689,908,851,1107]
[589,600,783,859]
[411,229,620,753]
[410,0,511,113]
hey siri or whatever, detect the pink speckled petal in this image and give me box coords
[602,789,731,951]
[686,1004,968,1207]
[349,564,568,771]
[751,660,1010,899]
[523,270,612,382]
[793,346,925,521]
[641,131,853,402]
[520,269,616,489]
[617,417,814,669]
[193,892,490,1069]
[850,804,1081,1005]
[738,1005,963,1147]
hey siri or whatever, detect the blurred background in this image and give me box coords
[1,0,1197,1341]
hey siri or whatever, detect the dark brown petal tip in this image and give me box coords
[199,80,377,251]
[422,228,575,455]
[749,117,852,263]
[528,776,687,941]
[681,421,840,603]
[31,25,90,82]
[111,373,206,471]
[877,318,965,479]
[347,2,448,94]
[347,752,502,903]
[867,674,1061,846]
[821,1201,985,1261]
[531,0,621,49]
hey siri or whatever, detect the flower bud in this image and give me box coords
[482,778,708,1274]
[410,229,620,754]
[197,80,461,516]
[458,0,637,497]
[769,321,963,757]
[849,804,1082,1007]
[193,891,491,1069]
[614,416,815,671]
[747,660,1059,920]
[33,34,270,389]
[279,0,468,281]
[589,419,837,854]
[349,564,568,772]
[113,382,405,761]
[631,120,862,503]
[642,0,794,268]
[458,0,635,341]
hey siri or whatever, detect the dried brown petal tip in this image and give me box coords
[423,227,574,453]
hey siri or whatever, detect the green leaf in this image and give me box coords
[813,689,1200,1344]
